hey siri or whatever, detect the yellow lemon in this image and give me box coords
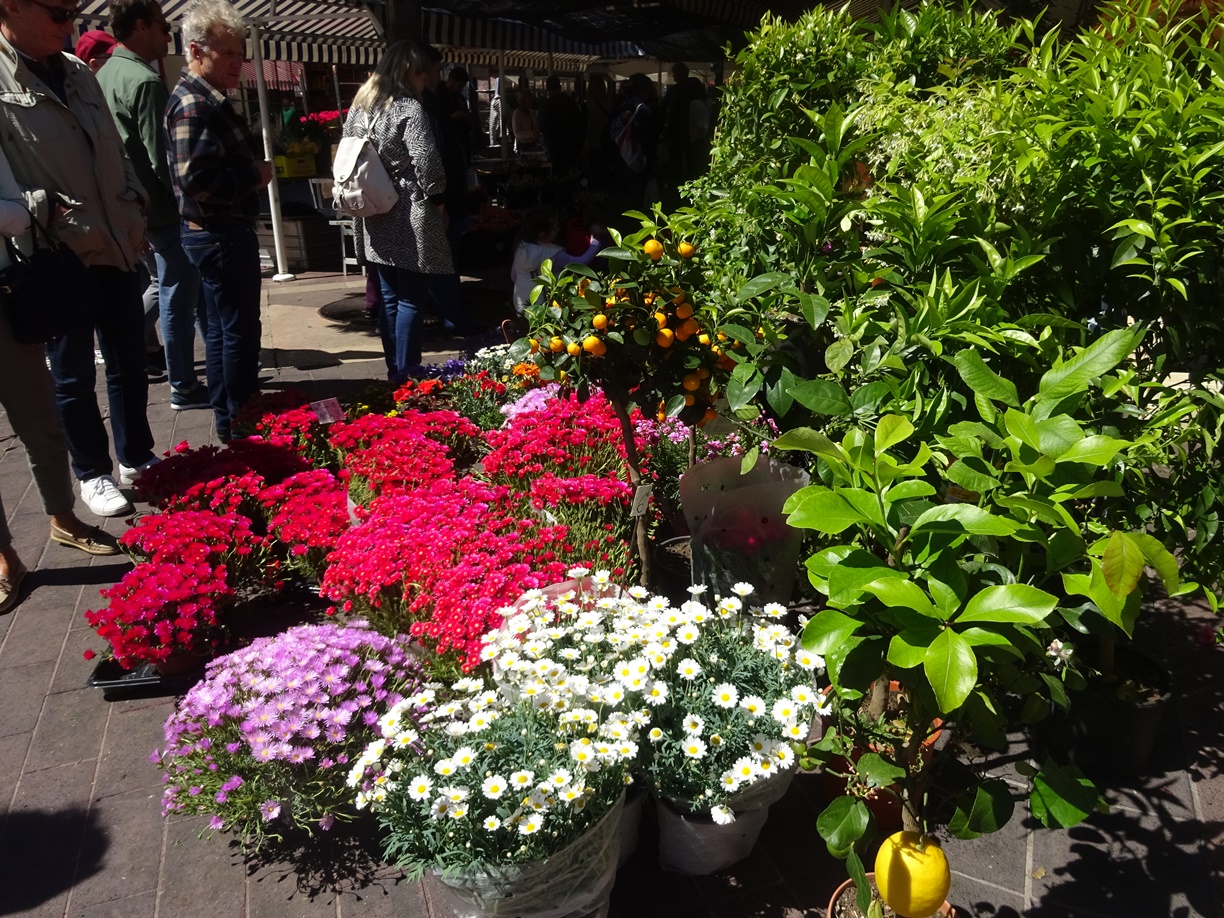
[875,832,951,918]
[592,314,609,330]
[582,335,607,357]
[567,342,582,357]
[643,239,664,260]
[549,337,564,353]
[677,241,695,259]
[656,328,675,348]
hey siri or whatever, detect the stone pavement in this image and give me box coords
[2,273,1224,917]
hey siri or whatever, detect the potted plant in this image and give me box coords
[773,327,1189,915]
[352,670,634,916]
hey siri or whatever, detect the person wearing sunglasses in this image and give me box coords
[0,0,159,518]
[99,0,211,416]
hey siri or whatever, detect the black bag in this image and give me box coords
[0,214,91,344]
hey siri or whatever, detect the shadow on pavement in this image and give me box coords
[0,805,107,915]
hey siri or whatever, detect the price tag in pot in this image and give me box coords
[630,484,654,518]
[310,398,345,424]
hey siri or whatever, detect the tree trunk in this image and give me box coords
[607,393,652,588]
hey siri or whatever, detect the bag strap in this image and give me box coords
[614,104,643,145]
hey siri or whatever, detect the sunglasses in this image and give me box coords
[27,0,80,24]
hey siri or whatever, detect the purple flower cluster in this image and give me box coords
[500,383,561,421]
[154,621,420,847]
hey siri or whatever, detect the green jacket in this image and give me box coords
[97,47,177,230]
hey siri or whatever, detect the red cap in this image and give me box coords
[75,30,116,66]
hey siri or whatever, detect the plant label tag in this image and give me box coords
[310,398,345,424]
[630,484,653,518]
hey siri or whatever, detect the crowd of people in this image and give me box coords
[488,62,718,215]
[0,0,272,614]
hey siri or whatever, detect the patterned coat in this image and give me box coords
[344,97,452,275]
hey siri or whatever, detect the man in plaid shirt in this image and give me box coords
[166,0,271,443]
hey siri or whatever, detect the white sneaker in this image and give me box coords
[79,475,133,517]
[118,457,160,487]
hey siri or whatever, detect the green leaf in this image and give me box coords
[789,379,853,416]
[1101,531,1145,599]
[799,293,831,329]
[786,488,867,534]
[773,427,846,461]
[727,373,763,412]
[912,504,1018,537]
[1056,435,1127,467]
[1036,415,1085,459]
[888,627,939,668]
[945,456,1000,493]
[1038,327,1143,407]
[875,415,914,455]
[863,578,941,618]
[802,609,864,654]
[735,271,791,303]
[826,338,853,374]
[817,794,871,855]
[887,480,936,501]
[924,629,978,713]
[740,446,761,476]
[828,552,904,606]
[766,367,798,417]
[1132,533,1180,594]
[805,544,857,588]
[956,584,1059,625]
[1030,759,1099,829]
[856,752,906,789]
[953,351,1019,406]
[948,780,1015,840]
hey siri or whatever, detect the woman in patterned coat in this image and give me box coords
[344,41,458,383]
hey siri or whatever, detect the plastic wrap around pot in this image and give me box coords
[431,793,623,918]
[679,457,809,604]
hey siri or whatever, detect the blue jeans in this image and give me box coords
[181,220,262,439]
[46,266,154,480]
[149,224,206,395]
[373,263,432,383]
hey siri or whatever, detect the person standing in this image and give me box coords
[0,0,158,518]
[344,41,457,384]
[539,75,581,176]
[166,0,272,444]
[0,140,120,612]
[99,0,210,412]
[511,89,539,153]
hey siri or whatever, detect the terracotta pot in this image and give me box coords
[827,873,954,918]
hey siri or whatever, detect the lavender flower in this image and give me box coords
[154,621,420,848]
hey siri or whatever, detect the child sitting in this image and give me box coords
[511,208,604,315]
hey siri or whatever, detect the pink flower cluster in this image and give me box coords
[85,562,234,670]
[529,473,633,510]
[155,621,418,845]
[322,480,573,671]
[120,510,268,587]
[327,413,455,501]
[258,470,350,579]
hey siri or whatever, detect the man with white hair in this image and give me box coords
[166,0,271,444]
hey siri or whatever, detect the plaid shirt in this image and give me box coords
[165,69,262,222]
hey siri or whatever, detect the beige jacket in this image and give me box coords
[0,33,145,270]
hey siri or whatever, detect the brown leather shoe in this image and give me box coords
[50,523,120,556]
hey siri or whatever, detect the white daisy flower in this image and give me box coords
[720,771,739,791]
[790,685,815,705]
[483,815,501,831]
[628,585,649,599]
[510,770,535,788]
[648,727,664,742]
[687,584,708,596]
[481,775,508,799]
[772,698,798,723]
[731,582,755,597]
[519,815,543,835]
[683,713,706,735]
[452,746,477,768]
[741,695,766,716]
[717,597,742,615]
[675,624,700,645]
[441,785,469,803]
[567,566,591,578]
[433,759,457,777]
[711,804,736,825]
[732,756,758,781]
[549,768,573,788]
[774,744,796,767]
[676,658,703,680]
[761,602,788,619]
[407,776,433,800]
[782,721,806,740]
[683,737,708,759]
[712,683,739,708]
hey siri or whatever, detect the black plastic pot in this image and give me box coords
[651,535,692,601]
[1044,644,1172,778]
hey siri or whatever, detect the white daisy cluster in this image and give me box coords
[350,653,637,867]
[479,576,827,821]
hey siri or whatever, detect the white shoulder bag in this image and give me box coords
[332,109,400,218]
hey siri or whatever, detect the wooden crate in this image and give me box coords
[256,216,342,273]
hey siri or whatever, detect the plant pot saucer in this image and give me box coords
[827,873,955,918]
[86,657,205,701]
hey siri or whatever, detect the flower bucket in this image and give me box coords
[656,766,796,875]
[678,456,809,603]
[430,793,623,918]
[617,783,647,867]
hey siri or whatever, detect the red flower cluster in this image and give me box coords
[322,480,572,671]
[393,378,446,411]
[529,473,633,510]
[259,470,350,579]
[120,510,268,587]
[137,440,310,518]
[482,391,634,485]
[327,412,457,501]
[85,562,234,670]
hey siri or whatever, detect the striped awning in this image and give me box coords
[76,0,385,64]
[239,59,304,91]
[423,9,642,60]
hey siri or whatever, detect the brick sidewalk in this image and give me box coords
[2,287,1223,917]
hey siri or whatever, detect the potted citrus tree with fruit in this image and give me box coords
[510,209,786,585]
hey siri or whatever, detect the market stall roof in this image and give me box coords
[419,0,816,60]
[77,0,387,64]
